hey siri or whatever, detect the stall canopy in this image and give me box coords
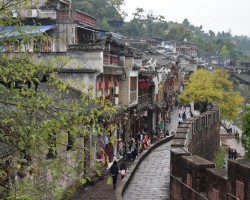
[0,24,56,39]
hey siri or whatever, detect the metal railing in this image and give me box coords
[170,174,208,200]
[225,193,239,200]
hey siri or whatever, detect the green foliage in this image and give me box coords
[121,9,168,38]
[241,105,250,158]
[166,23,192,41]
[214,147,226,168]
[121,19,145,37]
[72,0,124,20]
[0,2,120,199]
[98,17,112,31]
[178,69,243,120]
[219,45,229,57]
[73,0,250,58]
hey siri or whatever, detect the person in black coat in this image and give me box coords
[110,160,119,189]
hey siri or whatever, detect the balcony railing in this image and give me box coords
[138,94,154,110]
[103,54,119,65]
[57,10,97,26]
[130,91,137,104]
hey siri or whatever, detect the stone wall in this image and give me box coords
[170,107,250,200]
[171,106,220,161]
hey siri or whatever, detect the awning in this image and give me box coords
[77,23,105,32]
[0,25,56,38]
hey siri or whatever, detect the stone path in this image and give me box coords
[69,108,180,200]
[123,142,171,200]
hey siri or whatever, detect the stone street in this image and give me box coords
[69,107,245,200]
[70,108,180,200]
[123,142,171,200]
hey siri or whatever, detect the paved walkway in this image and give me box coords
[69,106,245,200]
[69,108,180,200]
[123,142,171,200]
[220,120,245,169]
[122,109,180,200]
[220,120,245,157]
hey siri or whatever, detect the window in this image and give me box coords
[212,188,219,200]
[130,77,137,91]
[213,112,217,122]
[205,115,208,127]
[195,119,199,132]
[208,114,211,125]
[236,180,244,200]
[67,131,74,151]
[187,173,192,188]
[201,116,205,128]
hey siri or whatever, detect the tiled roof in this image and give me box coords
[233,73,250,84]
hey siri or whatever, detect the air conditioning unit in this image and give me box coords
[26,9,37,18]
[96,90,102,98]
[104,89,110,96]
[113,86,119,95]
[112,97,119,105]
[11,10,18,18]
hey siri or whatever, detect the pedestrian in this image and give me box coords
[165,130,170,137]
[175,99,179,108]
[228,147,231,159]
[110,160,119,189]
[190,110,193,117]
[131,138,137,162]
[118,140,124,158]
[182,112,186,120]
[178,116,183,126]
[119,161,127,179]
[233,149,237,160]
[235,131,240,142]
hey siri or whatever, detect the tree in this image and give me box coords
[241,106,250,158]
[219,45,229,57]
[183,18,190,27]
[178,69,243,120]
[0,1,119,199]
[72,0,125,24]
[166,23,192,41]
[121,8,168,38]
[121,19,145,37]
[208,30,215,38]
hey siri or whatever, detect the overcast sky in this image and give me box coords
[122,0,250,37]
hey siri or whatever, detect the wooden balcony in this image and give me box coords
[57,10,97,26]
[103,54,119,65]
[138,94,152,110]
[130,91,137,104]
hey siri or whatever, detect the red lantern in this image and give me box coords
[141,79,145,89]
[99,81,104,90]
[106,81,111,89]
[114,81,119,87]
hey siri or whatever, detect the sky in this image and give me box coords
[122,0,250,37]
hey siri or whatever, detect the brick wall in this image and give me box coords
[170,106,250,200]
[171,106,220,160]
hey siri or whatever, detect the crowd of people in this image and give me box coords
[117,128,175,162]
[178,105,193,126]
[109,130,173,189]
[117,133,150,163]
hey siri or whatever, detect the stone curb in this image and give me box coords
[115,136,174,200]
